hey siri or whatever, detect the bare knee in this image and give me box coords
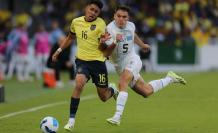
[75,81,83,89]
[99,95,107,102]
[98,90,108,102]
[97,88,110,102]
[72,82,85,97]
[72,74,87,98]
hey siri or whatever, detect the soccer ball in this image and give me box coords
[40,116,59,133]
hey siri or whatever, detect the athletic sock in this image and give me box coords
[149,77,173,93]
[68,117,75,125]
[69,97,80,118]
[114,91,128,119]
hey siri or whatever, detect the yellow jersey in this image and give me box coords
[70,16,106,61]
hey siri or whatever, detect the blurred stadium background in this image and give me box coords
[0,0,218,133]
[1,0,218,75]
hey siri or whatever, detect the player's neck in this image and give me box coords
[84,16,97,22]
[117,25,126,29]
[114,21,126,29]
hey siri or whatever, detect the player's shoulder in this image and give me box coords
[96,17,106,25]
[107,21,115,29]
[127,21,135,30]
[96,17,105,22]
[72,16,84,22]
[107,21,113,26]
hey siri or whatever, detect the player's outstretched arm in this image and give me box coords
[52,32,75,62]
[134,33,150,52]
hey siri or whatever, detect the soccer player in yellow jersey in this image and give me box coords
[52,0,118,131]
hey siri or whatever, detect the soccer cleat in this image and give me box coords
[167,71,187,85]
[109,83,119,100]
[64,122,74,132]
[106,117,121,126]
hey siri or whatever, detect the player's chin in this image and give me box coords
[88,16,96,21]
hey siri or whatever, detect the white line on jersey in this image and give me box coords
[0,94,96,120]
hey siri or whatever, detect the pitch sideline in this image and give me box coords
[0,94,96,120]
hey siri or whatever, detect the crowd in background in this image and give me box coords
[0,0,218,82]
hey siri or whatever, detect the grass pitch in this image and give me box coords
[0,71,217,133]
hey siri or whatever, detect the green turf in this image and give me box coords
[0,71,218,133]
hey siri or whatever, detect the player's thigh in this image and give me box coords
[96,87,109,97]
[119,69,133,85]
[73,59,91,91]
[75,59,90,79]
[74,74,87,90]
[125,55,142,77]
[124,56,142,87]
[72,74,88,97]
[89,61,108,88]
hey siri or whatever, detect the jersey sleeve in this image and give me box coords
[106,25,112,34]
[106,24,116,41]
[129,22,136,32]
[105,24,116,45]
[70,19,75,33]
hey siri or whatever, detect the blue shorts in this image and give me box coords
[75,59,108,88]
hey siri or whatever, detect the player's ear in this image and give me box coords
[127,15,129,21]
[84,5,89,13]
[113,14,116,20]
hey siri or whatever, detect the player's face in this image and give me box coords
[114,10,129,28]
[85,4,101,22]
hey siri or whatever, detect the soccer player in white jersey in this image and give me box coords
[100,5,187,126]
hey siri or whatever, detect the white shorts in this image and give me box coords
[114,55,142,87]
[15,53,29,64]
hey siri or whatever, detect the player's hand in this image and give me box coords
[100,32,111,44]
[52,51,60,62]
[142,43,150,52]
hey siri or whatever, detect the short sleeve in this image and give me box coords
[132,23,136,32]
[104,24,116,45]
[130,22,136,32]
[106,24,116,40]
[106,25,112,35]
[70,19,75,33]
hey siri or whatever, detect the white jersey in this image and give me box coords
[107,21,136,66]
[107,21,142,86]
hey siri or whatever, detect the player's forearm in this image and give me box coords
[52,33,74,62]
[98,42,107,51]
[59,33,74,50]
[103,43,116,57]
[134,33,144,47]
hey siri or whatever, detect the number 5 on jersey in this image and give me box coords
[123,43,128,53]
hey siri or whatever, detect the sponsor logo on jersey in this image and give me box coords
[90,24,96,30]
